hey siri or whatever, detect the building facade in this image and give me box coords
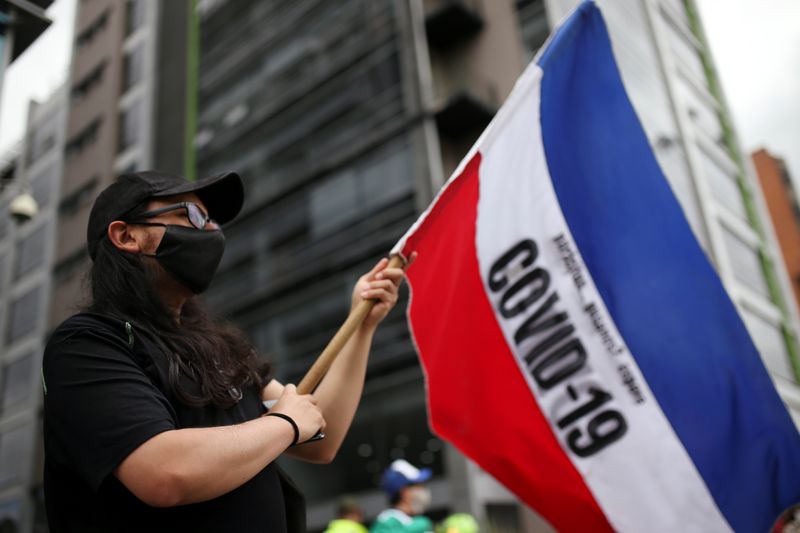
[49,0,188,331]
[194,1,445,529]
[563,0,800,424]
[752,149,800,318]
[0,85,66,533]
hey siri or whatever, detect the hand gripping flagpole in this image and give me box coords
[296,254,407,395]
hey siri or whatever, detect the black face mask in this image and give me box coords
[143,224,226,294]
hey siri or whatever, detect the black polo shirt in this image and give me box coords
[42,312,304,533]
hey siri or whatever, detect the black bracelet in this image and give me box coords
[266,413,299,447]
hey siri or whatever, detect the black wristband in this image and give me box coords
[266,413,299,447]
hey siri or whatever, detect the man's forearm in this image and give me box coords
[115,415,295,507]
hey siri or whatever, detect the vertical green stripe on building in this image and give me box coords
[684,0,800,382]
[184,0,199,181]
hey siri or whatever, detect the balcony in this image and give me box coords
[434,90,495,138]
[424,0,484,48]
[429,50,498,138]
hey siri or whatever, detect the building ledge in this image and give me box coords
[435,90,496,138]
[425,0,483,49]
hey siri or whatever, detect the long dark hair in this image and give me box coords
[88,235,270,409]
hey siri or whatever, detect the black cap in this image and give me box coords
[87,170,244,259]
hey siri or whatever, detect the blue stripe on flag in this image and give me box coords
[537,2,800,531]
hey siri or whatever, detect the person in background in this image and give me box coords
[772,503,800,533]
[324,496,369,533]
[437,513,479,533]
[371,459,434,533]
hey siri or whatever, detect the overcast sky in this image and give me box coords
[0,0,798,186]
[696,0,800,186]
[0,0,74,154]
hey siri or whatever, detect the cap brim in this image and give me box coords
[413,468,433,484]
[152,171,244,225]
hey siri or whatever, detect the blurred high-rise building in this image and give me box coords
[49,0,192,330]
[0,84,66,533]
[752,149,800,321]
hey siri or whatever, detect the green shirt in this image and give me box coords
[370,510,434,533]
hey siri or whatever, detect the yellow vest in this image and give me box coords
[325,518,369,533]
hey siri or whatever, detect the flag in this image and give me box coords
[391,2,800,531]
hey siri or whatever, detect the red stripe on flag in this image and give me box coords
[403,153,612,532]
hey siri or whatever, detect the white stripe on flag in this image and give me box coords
[474,64,732,533]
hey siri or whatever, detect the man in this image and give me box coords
[371,460,434,533]
[43,171,409,532]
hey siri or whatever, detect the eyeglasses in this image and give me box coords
[127,202,217,230]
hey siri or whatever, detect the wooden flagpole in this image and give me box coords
[296,255,407,394]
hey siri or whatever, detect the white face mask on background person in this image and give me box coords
[407,486,432,515]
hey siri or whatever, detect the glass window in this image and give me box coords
[261,195,309,252]
[664,20,706,83]
[276,288,350,372]
[361,145,413,210]
[118,100,143,153]
[0,203,7,240]
[26,116,57,165]
[125,0,145,36]
[71,61,106,102]
[30,164,55,208]
[14,224,47,279]
[741,310,794,382]
[310,144,412,237]
[33,485,46,533]
[487,504,523,532]
[653,140,705,242]
[0,427,33,485]
[122,162,139,175]
[6,286,41,345]
[197,0,227,18]
[58,177,98,217]
[660,0,690,30]
[698,148,746,219]
[0,500,21,531]
[598,0,680,153]
[721,228,769,298]
[310,170,359,237]
[675,78,723,145]
[65,118,101,159]
[122,46,144,94]
[516,0,548,62]
[53,249,88,285]
[1,355,33,412]
[75,9,108,48]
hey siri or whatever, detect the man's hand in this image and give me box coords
[351,253,415,330]
[269,384,325,442]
